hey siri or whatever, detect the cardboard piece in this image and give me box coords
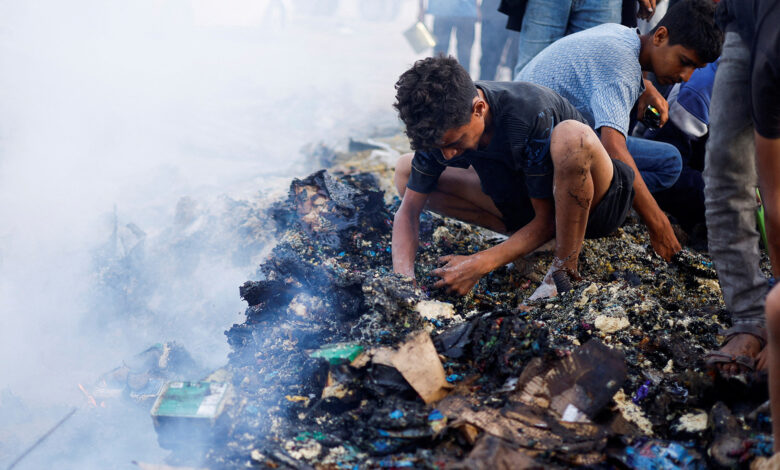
[372,330,452,404]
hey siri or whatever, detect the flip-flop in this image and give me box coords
[704,323,767,378]
[703,351,757,372]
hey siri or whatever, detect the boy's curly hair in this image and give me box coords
[393,55,478,151]
[655,0,723,63]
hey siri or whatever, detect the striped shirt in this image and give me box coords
[517,23,645,138]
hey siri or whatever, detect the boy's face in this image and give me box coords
[437,99,486,161]
[649,26,706,85]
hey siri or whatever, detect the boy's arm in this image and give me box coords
[432,197,556,295]
[600,126,681,260]
[755,133,780,278]
[392,188,429,280]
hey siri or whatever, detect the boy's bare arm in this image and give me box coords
[392,188,429,280]
[600,127,681,260]
[432,198,556,295]
[756,132,780,278]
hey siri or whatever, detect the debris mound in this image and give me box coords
[195,159,775,468]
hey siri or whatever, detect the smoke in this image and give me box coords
[0,0,421,467]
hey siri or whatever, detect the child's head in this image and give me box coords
[647,0,723,84]
[394,55,479,153]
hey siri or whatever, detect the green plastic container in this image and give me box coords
[150,381,231,450]
[309,343,364,364]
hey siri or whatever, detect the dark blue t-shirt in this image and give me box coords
[406,80,586,230]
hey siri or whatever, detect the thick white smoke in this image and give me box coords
[0,1,425,467]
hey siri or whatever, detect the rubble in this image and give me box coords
[145,141,776,468]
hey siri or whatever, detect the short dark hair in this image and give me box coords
[654,0,723,63]
[393,55,478,151]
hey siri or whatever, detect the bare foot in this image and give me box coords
[717,333,763,376]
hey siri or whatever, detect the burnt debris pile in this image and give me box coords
[196,160,774,468]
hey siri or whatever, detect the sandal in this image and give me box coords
[704,323,767,377]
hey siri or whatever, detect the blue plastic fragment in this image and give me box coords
[372,440,392,452]
[389,410,404,419]
[446,374,463,383]
[751,434,775,457]
[377,429,390,437]
[338,251,345,257]
[632,380,651,404]
[428,409,444,421]
[379,460,414,468]
[624,440,704,470]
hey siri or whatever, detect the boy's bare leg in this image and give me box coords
[395,153,507,233]
[549,120,614,272]
[766,285,780,452]
[757,133,780,452]
[530,121,614,300]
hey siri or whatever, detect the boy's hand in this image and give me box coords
[648,216,682,261]
[637,0,656,20]
[637,80,668,127]
[431,254,486,295]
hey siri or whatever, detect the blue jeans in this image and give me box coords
[513,0,621,77]
[704,32,767,327]
[626,136,682,193]
[480,18,518,80]
[432,16,476,73]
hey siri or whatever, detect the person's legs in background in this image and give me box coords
[513,0,572,77]
[703,31,767,376]
[480,18,511,80]
[625,136,683,193]
[566,0,621,34]
[453,17,476,74]
[432,16,455,58]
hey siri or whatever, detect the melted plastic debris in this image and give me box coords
[171,143,775,469]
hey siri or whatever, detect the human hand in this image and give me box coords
[637,80,669,127]
[648,216,682,261]
[637,0,657,20]
[431,254,486,295]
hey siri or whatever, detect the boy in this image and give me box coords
[392,56,635,299]
[516,0,723,261]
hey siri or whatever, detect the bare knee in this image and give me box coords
[550,120,599,171]
[394,153,414,198]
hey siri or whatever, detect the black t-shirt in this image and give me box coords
[718,0,780,138]
[406,81,585,230]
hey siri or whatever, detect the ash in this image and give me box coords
[194,145,775,469]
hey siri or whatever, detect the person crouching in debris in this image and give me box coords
[391,56,636,299]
